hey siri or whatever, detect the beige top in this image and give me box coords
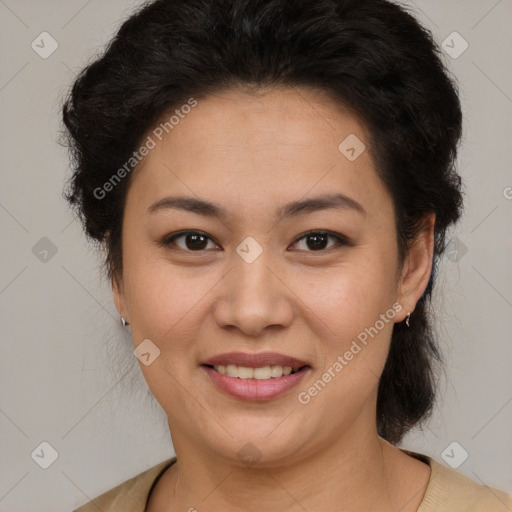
[73,452,512,511]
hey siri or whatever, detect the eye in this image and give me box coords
[161,229,350,253]
[290,230,350,252]
[161,230,220,252]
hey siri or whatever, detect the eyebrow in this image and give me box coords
[147,192,366,220]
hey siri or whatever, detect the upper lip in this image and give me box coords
[201,351,310,370]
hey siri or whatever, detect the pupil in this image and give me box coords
[308,233,327,250]
[187,233,207,250]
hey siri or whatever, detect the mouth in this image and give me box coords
[200,352,312,401]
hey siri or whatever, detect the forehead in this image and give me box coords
[126,86,393,223]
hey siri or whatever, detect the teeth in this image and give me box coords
[254,366,271,379]
[213,364,296,379]
[238,366,254,379]
[226,364,238,377]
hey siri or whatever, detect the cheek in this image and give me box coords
[122,253,226,390]
[122,260,212,416]
[295,251,398,337]
[292,264,399,427]
[125,262,208,339]
[292,250,399,404]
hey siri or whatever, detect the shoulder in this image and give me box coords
[418,456,512,512]
[73,457,177,512]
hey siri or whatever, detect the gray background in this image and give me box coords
[0,0,511,510]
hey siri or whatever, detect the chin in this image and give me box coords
[197,415,318,469]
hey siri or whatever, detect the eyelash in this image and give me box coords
[161,230,351,254]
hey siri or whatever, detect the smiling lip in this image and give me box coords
[201,351,310,369]
[200,351,311,401]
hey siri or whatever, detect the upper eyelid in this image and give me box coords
[292,230,347,243]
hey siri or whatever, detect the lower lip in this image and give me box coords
[201,365,310,401]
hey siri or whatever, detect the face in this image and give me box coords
[113,86,433,466]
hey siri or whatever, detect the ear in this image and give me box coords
[112,273,129,323]
[395,213,436,322]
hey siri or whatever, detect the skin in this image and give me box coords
[112,86,435,512]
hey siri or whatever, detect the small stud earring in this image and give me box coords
[120,317,130,327]
[405,313,411,327]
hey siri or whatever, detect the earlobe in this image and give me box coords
[112,274,128,322]
[396,213,435,321]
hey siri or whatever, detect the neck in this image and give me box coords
[151,424,430,512]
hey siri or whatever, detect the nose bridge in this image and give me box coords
[235,245,273,294]
[214,239,293,334]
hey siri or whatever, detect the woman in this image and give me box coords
[62,0,511,510]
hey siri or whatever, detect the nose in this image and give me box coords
[212,248,294,337]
